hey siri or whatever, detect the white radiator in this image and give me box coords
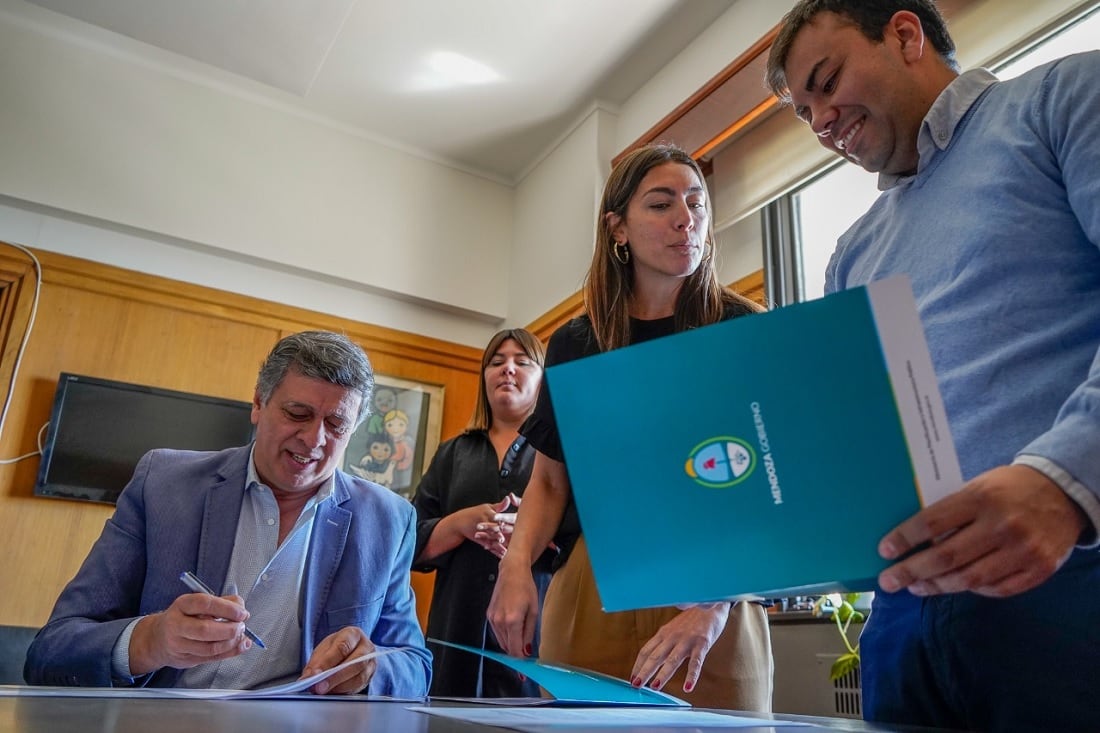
[815,654,862,719]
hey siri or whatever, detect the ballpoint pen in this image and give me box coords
[179,571,266,649]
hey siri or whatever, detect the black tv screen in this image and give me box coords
[34,373,255,505]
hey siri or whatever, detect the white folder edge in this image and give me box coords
[866,276,963,506]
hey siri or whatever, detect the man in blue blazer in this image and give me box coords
[25,331,431,696]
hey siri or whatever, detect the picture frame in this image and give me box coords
[342,373,444,500]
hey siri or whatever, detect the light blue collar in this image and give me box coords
[878,68,998,190]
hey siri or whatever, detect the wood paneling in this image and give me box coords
[732,269,767,308]
[527,290,584,345]
[0,244,480,628]
[613,31,779,166]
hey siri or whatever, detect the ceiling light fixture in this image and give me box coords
[426,51,500,85]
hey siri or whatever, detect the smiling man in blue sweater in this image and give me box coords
[766,2,1100,731]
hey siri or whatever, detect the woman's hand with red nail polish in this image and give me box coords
[629,602,731,694]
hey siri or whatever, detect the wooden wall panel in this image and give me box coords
[732,269,767,308]
[527,291,584,345]
[0,244,480,628]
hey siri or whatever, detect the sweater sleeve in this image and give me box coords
[1014,53,1100,502]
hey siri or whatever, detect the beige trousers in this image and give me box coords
[539,535,774,710]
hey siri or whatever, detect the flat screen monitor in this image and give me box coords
[34,373,255,505]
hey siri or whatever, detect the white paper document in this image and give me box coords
[0,647,415,700]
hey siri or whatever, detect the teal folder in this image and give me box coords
[428,639,688,706]
[546,276,962,611]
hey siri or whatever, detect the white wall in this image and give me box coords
[507,106,616,328]
[0,2,513,347]
[0,0,791,346]
[0,197,498,348]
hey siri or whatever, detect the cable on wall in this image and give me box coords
[0,241,43,463]
[0,421,49,465]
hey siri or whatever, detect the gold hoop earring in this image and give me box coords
[613,241,631,265]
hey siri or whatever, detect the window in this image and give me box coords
[793,162,879,302]
[995,7,1100,78]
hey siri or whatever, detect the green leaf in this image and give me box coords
[829,651,861,682]
[836,601,854,623]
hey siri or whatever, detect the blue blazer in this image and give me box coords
[24,445,431,696]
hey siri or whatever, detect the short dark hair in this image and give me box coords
[255,331,374,427]
[765,0,958,102]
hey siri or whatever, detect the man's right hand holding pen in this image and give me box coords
[127,584,255,675]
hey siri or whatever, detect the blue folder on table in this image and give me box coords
[427,639,687,706]
[545,276,962,611]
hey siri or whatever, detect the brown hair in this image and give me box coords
[583,142,760,352]
[466,328,546,431]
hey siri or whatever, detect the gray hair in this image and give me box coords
[255,331,374,427]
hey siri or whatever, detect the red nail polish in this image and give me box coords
[685,680,695,692]
[652,678,661,689]
[523,644,532,656]
[631,677,641,687]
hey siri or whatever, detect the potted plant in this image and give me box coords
[812,592,865,681]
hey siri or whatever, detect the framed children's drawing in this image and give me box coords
[342,374,444,500]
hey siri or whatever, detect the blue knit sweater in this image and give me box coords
[826,53,1100,527]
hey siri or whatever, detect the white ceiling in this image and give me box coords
[20,0,739,183]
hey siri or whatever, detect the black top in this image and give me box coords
[523,305,754,566]
[412,430,554,697]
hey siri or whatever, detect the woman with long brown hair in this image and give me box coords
[488,143,772,709]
